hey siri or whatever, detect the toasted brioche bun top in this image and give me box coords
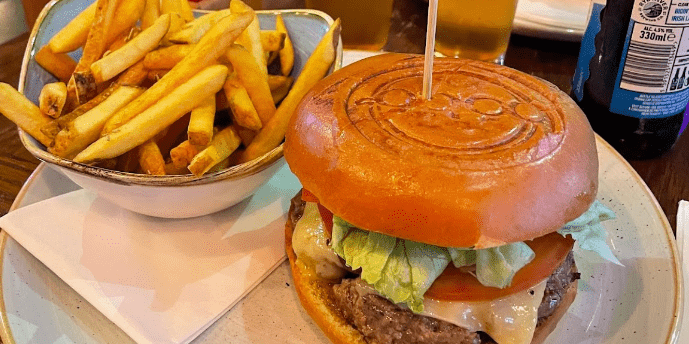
[284,53,598,248]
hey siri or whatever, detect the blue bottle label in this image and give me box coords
[609,0,689,119]
[573,2,605,102]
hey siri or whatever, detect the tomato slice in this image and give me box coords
[301,188,319,203]
[425,232,575,302]
[301,189,333,237]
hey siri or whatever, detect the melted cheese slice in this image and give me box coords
[292,202,347,279]
[422,279,548,344]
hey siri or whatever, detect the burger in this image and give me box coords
[282,54,617,344]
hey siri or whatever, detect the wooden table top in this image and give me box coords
[0,0,687,234]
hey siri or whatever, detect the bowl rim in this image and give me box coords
[18,0,343,187]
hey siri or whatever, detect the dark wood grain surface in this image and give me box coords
[0,0,687,233]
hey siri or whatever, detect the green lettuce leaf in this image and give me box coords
[448,242,535,288]
[558,200,621,265]
[331,218,534,311]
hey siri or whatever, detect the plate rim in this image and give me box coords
[0,134,683,343]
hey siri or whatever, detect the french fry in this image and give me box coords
[240,18,340,163]
[104,26,139,55]
[50,86,144,159]
[223,74,262,131]
[268,75,293,104]
[68,0,120,106]
[47,0,145,53]
[164,162,189,175]
[101,11,252,136]
[260,30,285,53]
[168,9,232,44]
[47,2,98,53]
[224,45,275,125]
[147,69,171,81]
[117,60,149,86]
[91,13,171,84]
[216,90,229,111]
[230,0,267,76]
[115,149,140,172]
[42,83,122,139]
[188,126,241,176]
[188,96,216,146]
[234,122,256,146]
[161,13,186,46]
[138,139,166,175]
[170,140,205,169]
[161,0,194,22]
[0,83,53,147]
[205,156,231,174]
[276,14,294,76]
[34,46,77,84]
[143,44,195,70]
[75,65,228,163]
[39,82,68,119]
[141,0,160,29]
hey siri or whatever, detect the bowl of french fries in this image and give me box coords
[3,0,342,218]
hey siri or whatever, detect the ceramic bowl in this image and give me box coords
[17,0,342,218]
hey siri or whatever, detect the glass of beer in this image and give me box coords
[305,0,394,50]
[435,0,519,64]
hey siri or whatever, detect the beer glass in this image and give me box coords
[435,0,519,64]
[305,0,394,50]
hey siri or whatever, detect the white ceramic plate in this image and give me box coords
[513,0,591,41]
[0,136,682,344]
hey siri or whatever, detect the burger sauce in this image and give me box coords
[572,0,689,159]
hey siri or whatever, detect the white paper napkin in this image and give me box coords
[678,200,689,342]
[0,164,301,344]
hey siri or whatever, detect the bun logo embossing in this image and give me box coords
[344,58,565,170]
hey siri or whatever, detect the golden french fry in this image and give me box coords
[48,2,98,53]
[101,11,252,135]
[39,82,68,119]
[230,0,267,75]
[141,0,160,29]
[91,13,171,84]
[69,0,121,106]
[224,74,262,131]
[48,0,145,53]
[146,69,171,81]
[165,162,189,175]
[117,59,149,86]
[50,86,144,159]
[75,65,228,163]
[104,26,139,55]
[138,139,166,175]
[0,83,53,147]
[161,12,186,46]
[205,156,231,174]
[260,30,285,53]
[170,140,205,169]
[161,0,194,22]
[42,83,122,139]
[233,122,256,147]
[188,96,216,146]
[241,18,340,163]
[225,45,275,124]
[268,74,293,104]
[276,14,294,76]
[34,46,77,84]
[143,44,195,70]
[188,125,241,176]
[169,9,232,44]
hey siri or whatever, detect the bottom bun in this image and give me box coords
[285,207,578,344]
